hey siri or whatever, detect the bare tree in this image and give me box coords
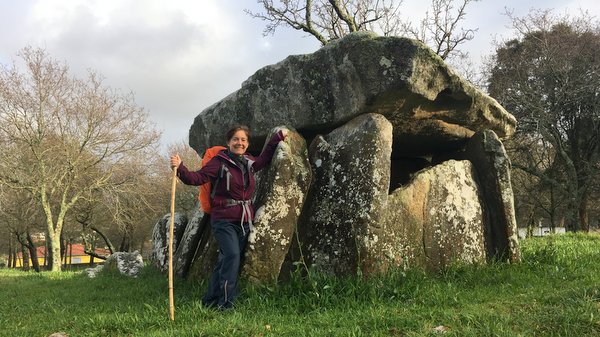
[14,231,41,272]
[247,0,478,62]
[0,47,161,271]
[73,143,187,256]
[399,0,479,61]
[487,9,600,231]
[506,135,568,231]
[247,0,401,45]
[165,140,203,216]
[0,185,46,271]
[74,199,116,260]
[102,150,168,252]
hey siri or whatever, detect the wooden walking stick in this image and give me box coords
[168,166,177,321]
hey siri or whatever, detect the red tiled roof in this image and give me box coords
[16,244,111,258]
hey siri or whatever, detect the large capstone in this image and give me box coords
[189,32,515,158]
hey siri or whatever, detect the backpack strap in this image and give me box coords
[210,162,230,200]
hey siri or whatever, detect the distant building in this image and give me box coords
[14,244,110,268]
[518,227,566,239]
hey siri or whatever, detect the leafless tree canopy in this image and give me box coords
[399,0,479,61]
[247,0,479,61]
[0,47,161,271]
[246,0,401,45]
[487,9,600,231]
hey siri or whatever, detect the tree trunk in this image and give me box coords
[526,215,535,238]
[8,235,14,268]
[13,230,41,272]
[20,241,30,271]
[26,232,41,273]
[549,187,558,230]
[90,242,95,265]
[90,226,115,254]
[12,237,19,268]
[81,232,109,261]
[138,235,147,256]
[119,230,131,252]
[43,241,48,269]
[45,239,51,270]
[578,191,590,232]
[60,233,67,265]
[41,187,76,272]
[48,232,62,272]
[68,239,73,268]
[565,203,578,232]
[579,207,589,232]
[12,244,18,268]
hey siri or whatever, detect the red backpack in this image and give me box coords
[198,146,227,213]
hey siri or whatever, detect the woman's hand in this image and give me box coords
[170,154,182,169]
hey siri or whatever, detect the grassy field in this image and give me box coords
[1,233,599,337]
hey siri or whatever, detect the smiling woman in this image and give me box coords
[169,125,287,310]
[226,125,250,155]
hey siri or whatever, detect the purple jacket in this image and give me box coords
[176,130,285,223]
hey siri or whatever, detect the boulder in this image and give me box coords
[299,113,392,275]
[85,264,104,278]
[186,212,219,281]
[189,32,515,158]
[242,128,312,282]
[463,130,520,262]
[383,160,486,272]
[150,213,188,272]
[173,208,205,277]
[103,251,145,278]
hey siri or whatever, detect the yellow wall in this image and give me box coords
[14,254,103,268]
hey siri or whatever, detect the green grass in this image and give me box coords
[1,233,600,336]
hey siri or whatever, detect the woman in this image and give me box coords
[170,125,287,310]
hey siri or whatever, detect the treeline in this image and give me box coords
[0,49,202,272]
[1,2,599,272]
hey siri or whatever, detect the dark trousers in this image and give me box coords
[202,220,250,309]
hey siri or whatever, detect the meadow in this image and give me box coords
[1,233,599,337]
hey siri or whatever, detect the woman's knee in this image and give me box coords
[221,248,241,262]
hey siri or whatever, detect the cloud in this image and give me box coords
[0,0,318,149]
[6,0,596,150]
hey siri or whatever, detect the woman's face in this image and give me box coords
[227,130,249,156]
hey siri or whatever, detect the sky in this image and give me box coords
[1,0,599,151]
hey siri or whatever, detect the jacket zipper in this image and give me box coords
[218,154,250,223]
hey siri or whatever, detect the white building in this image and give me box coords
[518,227,566,239]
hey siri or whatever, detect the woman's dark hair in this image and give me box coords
[226,124,251,141]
